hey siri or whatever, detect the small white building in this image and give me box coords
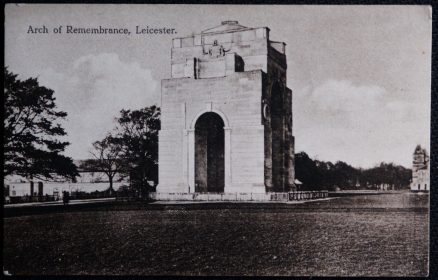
[3,160,129,198]
[410,145,430,192]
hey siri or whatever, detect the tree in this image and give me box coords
[4,68,78,180]
[295,151,411,191]
[295,152,319,190]
[362,162,411,190]
[331,161,358,190]
[114,106,160,198]
[81,134,125,194]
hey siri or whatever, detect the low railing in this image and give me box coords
[6,195,59,204]
[289,191,329,200]
[149,191,328,202]
[5,191,120,204]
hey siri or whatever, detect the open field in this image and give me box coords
[3,193,428,276]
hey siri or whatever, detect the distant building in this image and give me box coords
[410,145,430,192]
[3,160,129,199]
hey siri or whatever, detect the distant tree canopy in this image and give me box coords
[295,152,411,191]
[4,68,78,180]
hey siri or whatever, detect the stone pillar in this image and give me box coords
[38,182,43,196]
[187,129,195,192]
[264,123,273,192]
[225,53,236,75]
[183,129,189,192]
[224,127,232,192]
[30,181,34,197]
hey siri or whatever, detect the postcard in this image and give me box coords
[4,4,431,276]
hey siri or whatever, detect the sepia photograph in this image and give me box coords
[3,4,432,276]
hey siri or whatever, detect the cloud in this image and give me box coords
[32,67,430,168]
[293,79,429,168]
[37,53,158,159]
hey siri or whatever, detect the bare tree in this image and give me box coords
[81,134,124,194]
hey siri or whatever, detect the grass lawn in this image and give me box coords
[3,193,429,276]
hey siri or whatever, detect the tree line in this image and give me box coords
[295,152,412,191]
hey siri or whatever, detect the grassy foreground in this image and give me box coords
[3,193,428,276]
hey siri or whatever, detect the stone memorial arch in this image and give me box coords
[158,21,296,194]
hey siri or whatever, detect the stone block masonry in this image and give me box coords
[158,21,296,197]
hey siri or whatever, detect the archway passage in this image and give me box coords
[195,112,225,193]
[271,82,285,191]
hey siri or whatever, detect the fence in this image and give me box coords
[149,191,328,202]
[68,191,116,200]
[7,195,59,204]
[5,191,117,204]
[288,191,328,200]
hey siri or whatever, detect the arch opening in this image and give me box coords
[271,82,285,191]
[194,112,225,193]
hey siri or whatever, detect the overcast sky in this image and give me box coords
[5,4,431,168]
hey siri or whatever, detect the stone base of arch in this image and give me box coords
[157,124,266,195]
